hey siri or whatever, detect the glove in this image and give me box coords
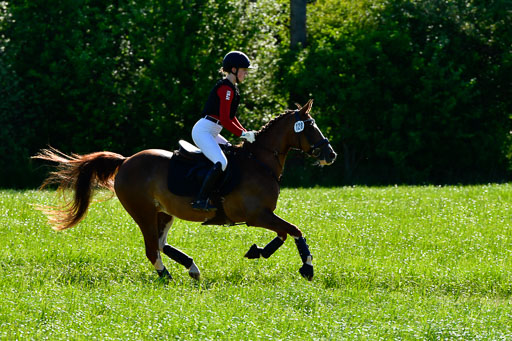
[241,131,256,143]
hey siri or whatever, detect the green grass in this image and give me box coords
[1,185,511,340]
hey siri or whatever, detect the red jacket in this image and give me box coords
[202,79,247,136]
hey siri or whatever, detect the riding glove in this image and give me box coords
[241,131,256,143]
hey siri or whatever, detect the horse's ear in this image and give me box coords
[302,99,314,115]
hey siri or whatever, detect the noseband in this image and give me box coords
[249,110,332,184]
[293,110,330,157]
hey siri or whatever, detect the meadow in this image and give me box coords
[0,185,511,340]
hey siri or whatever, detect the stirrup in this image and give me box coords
[191,198,217,212]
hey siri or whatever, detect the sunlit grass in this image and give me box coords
[0,185,511,339]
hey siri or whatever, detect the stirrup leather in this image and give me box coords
[191,198,217,211]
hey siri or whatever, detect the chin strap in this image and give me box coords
[231,67,240,83]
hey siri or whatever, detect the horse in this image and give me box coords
[33,99,337,281]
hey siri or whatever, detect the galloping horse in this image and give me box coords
[34,100,336,281]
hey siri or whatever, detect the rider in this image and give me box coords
[191,51,257,211]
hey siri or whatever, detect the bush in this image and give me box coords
[280,0,512,184]
[1,0,510,187]
[0,0,288,187]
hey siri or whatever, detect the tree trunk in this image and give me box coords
[290,0,307,49]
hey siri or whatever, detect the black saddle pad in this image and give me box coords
[167,145,241,197]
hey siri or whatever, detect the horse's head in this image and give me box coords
[291,99,337,166]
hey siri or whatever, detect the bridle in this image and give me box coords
[249,110,332,183]
[293,110,330,158]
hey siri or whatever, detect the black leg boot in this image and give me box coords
[191,162,223,211]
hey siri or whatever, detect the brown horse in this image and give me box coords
[34,100,336,281]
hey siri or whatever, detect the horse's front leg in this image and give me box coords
[247,210,314,281]
[294,236,313,281]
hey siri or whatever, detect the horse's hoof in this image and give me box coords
[157,268,172,280]
[244,244,262,259]
[299,263,314,281]
[188,271,200,281]
[188,263,201,281]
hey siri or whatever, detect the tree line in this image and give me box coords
[0,0,510,188]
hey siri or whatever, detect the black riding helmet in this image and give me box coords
[222,51,254,83]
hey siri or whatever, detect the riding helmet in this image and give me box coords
[222,51,254,72]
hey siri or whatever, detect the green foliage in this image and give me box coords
[0,0,287,187]
[280,0,512,184]
[0,59,37,187]
[0,0,510,186]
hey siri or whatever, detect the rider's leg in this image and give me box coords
[191,119,228,211]
[215,134,229,145]
[191,161,224,211]
[192,118,228,171]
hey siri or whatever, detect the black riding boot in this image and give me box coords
[191,162,223,211]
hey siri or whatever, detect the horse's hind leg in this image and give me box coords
[116,195,170,278]
[158,213,201,280]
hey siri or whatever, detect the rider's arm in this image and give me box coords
[217,85,246,137]
[231,116,245,132]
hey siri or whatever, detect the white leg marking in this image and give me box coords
[159,216,174,251]
[153,253,165,271]
[295,236,313,265]
[306,255,313,266]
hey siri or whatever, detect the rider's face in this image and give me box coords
[232,67,249,83]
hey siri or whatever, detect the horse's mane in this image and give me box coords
[235,109,295,150]
[257,109,294,136]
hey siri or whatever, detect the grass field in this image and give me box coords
[1,185,511,340]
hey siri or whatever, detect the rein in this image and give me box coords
[253,143,286,169]
[293,110,330,157]
[247,151,282,184]
[249,135,286,185]
[248,110,332,185]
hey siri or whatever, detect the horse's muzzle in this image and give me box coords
[318,145,337,166]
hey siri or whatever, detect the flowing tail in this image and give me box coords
[32,147,126,231]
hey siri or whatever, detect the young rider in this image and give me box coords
[191,51,257,211]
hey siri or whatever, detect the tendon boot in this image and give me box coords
[191,162,223,211]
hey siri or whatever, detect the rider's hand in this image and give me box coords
[241,131,256,143]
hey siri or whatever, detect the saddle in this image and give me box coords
[167,140,242,224]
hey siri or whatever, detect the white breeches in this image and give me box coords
[192,118,228,171]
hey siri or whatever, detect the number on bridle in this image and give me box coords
[293,110,330,157]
